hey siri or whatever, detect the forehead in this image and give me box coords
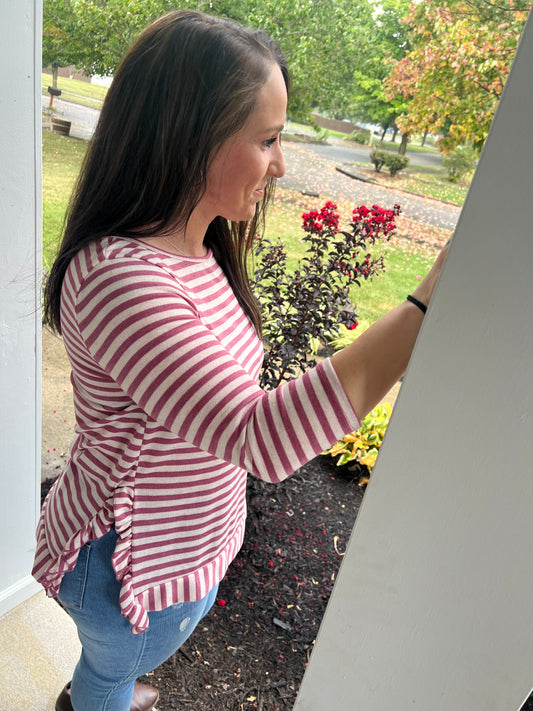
[248,63,287,127]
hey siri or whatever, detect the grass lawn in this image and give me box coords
[398,170,470,204]
[42,130,88,271]
[263,195,436,325]
[374,168,469,206]
[42,130,439,324]
[347,161,470,206]
[42,72,108,110]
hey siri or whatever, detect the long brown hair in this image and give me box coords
[43,10,289,335]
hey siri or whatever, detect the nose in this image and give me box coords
[268,143,285,179]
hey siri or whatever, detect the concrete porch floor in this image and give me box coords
[0,591,81,710]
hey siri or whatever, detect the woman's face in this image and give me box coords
[200,63,287,223]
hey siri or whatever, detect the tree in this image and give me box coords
[59,0,177,76]
[43,0,187,78]
[350,0,411,138]
[42,0,79,86]
[42,0,379,121]
[231,0,376,121]
[385,0,530,151]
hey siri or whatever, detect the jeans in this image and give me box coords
[57,528,218,711]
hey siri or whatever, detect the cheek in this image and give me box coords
[206,145,263,207]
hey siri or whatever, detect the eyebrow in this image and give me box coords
[265,124,285,134]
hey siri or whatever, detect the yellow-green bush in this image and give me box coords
[323,402,392,485]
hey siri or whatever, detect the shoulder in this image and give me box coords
[64,237,219,295]
[68,237,221,282]
[61,237,228,323]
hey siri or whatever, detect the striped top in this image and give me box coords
[33,236,360,634]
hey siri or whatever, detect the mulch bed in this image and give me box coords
[42,457,533,711]
[139,457,366,711]
[42,455,365,710]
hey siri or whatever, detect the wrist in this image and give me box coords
[406,294,427,314]
[411,281,433,310]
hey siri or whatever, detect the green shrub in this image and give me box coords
[383,152,409,177]
[322,402,392,484]
[370,148,388,172]
[442,145,478,183]
[350,129,370,145]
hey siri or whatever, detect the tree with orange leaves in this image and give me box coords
[385,0,530,151]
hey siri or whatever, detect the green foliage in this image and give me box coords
[370,148,388,172]
[385,0,529,151]
[350,0,412,131]
[442,145,478,183]
[350,129,370,145]
[53,0,172,76]
[383,152,409,176]
[43,0,189,77]
[322,402,392,482]
[370,145,409,175]
[43,0,76,71]
[234,0,377,121]
[327,319,371,350]
[310,120,329,143]
[43,0,384,126]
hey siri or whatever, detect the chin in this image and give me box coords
[229,208,258,223]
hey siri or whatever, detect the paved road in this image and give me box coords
[43,98,460,231]
[43,96,99,140]
[280,141,460,231]
[305,139,444,170]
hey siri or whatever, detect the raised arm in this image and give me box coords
[331,244,448,419]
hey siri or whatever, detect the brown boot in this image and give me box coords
[130,682,159,711]
[55,681,159,710]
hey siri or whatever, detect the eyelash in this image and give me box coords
[263,135,281,148]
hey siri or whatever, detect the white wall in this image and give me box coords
[0,0,42,616]
[294,9,533,711]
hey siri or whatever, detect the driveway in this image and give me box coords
[279,141,460,232]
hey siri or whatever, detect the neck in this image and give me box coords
[138,214,210,257]
[159,233,207,257]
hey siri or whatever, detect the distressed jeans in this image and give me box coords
[57,527,218,711]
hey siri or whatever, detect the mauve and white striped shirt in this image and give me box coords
[33,236,360,633]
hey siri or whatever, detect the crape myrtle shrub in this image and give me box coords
[252,201,401,392]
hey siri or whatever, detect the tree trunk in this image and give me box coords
[399,133,409,155]
[421,129,428,147]
[391,125,399,142]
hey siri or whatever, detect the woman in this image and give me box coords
[34,10,446,711]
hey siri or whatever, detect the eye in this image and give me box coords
[263,135,280,148]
